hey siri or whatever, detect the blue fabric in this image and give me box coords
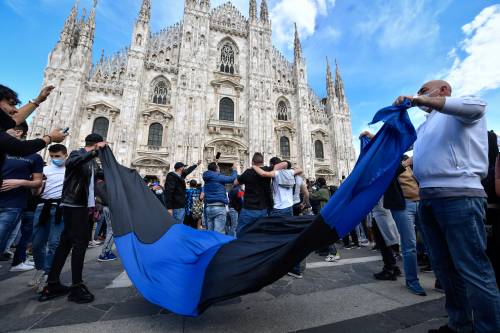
[320,100,417,237]
[202,170,237,204]
[115,223,233,317]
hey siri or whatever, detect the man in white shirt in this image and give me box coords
[30,144,67,291]
[394,80,500,333]
[253,157,302,217]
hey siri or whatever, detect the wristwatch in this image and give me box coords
[29,99,40,107]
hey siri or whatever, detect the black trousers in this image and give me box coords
[486,207,500,287]
[342,229,359,246]
[48,207,90,285]
[373,218,396,271]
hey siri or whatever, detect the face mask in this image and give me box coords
[52,158,65,167]
[414,88,440,112]
[155,190,163,195]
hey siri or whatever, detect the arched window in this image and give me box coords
[315,140,324,159]
[280,136,290,158]
[92,117,109,140]
[277,101,289,121]
[220,44,235,74]
[147,123,163,147]
[219,97,234,121]
[151,79,169,105]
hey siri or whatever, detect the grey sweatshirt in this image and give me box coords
[413,96,488,193]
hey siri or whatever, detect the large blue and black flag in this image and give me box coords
[99,100,416,317]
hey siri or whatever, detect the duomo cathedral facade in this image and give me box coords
[29,0,356,184]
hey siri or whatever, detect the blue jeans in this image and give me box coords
[270,207,293,217]
[0,207,23,253]
[391,200,421,287]
[12,211,34,266]
[32,205,65,272]
[236,208,268,237]
[227,208,238,237]
[419,197,500,333]
[206,205,227,234]
[172,208,186,224]
[100,207,114,255]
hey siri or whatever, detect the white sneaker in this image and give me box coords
[325,253,341,262]
[29,269,45,287]
[10,262,35,272]
[24,259,35,266]
[88,240,102,248]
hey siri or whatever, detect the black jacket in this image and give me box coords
[164,164,198,209]
[383,163,406,210]
[0,111,46,185]
[61,148,98,206]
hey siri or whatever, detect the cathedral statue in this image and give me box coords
[29,0,356,185]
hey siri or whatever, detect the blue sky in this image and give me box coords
[1,0,499,149]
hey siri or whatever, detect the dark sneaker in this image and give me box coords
[421,265,433,273]
[428,324,458,333]
[38,282,70,302]
[393,266,403,277]
[97,252,117,262]
[406,281,427,296]
[68,284,94,304]
[434,280,445,293]
[373,270,397,281]
[287,268,303,279]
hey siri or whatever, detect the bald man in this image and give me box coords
[394,81,500,333]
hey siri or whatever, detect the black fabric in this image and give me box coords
[198,215,338,313]
[383,163,406,210]
[39,199,62,225]
[61,148,98,206]
[98,148,174,243]
[237,167,273,210]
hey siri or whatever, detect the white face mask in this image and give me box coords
[414,88,440,112]
[155,189,163,195]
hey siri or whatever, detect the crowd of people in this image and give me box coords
[1,78,500,333]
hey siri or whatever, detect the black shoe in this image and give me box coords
[373,270,397,281]
[38,282,70,302]
[421,264,433,273]
[428,324,458,333]
[393,266,402,277]
[68,283,94,304]
[434,280,445,293]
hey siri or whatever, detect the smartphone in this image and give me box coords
[215,152,221,160]
[62,127,70,134]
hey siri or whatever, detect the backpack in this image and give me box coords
[191,199,204,220]
[276,170,296,189]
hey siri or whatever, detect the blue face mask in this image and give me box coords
[52,158,65,167]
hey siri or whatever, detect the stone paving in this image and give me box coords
[0,243,446,332]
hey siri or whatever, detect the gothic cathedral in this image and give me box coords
[29,0,356,184]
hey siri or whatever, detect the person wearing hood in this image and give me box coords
[164,160,201,223]
[203,162,238,234]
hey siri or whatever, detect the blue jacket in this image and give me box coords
[202,170,238,204]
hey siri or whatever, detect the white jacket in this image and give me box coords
[413,96,488,189]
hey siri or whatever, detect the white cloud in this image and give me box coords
[444,4,500,96]
[355,0,450,49]
[270,0,337,50]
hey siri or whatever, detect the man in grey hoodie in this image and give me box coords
[394,80,500,333]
